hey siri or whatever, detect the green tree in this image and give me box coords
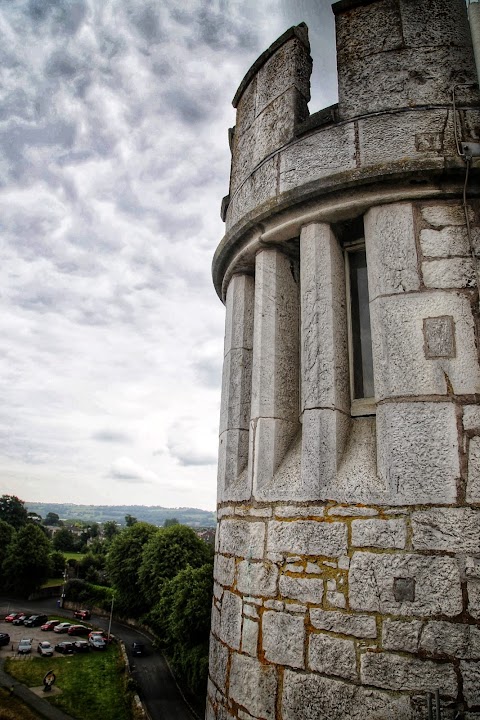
[106,522,157,616]
[52,527,76,551]
[44,511,62,526]
[50,550,66,577]
[103,520,120,541]
[125,514,137,527]
[0,495,28,529]
[148,562,213,694]
[0,519,15,570]
[2,523,52,596]
[139,524,212,607]
[163,517,179,528]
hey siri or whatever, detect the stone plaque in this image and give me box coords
[393,577,415,602]
[423,316,456,359]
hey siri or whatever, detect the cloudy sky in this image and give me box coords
[0,0,337,511]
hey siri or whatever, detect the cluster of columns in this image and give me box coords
[217,222,351,505]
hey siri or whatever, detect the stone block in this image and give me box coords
[251,89,305,169]
[349,551,462,617]
[275,505,325,518]
[308,633,357,680]
[282,670,412,720]
[461,661,480,707]
[420,227,471,258]
[243,604,259,620]
[241,616,258,657]
[400,0,472,49]
[421,203,474,228]
[359,110,452,167]
[219,349,252,434]
[268,520,348,558]
[218,519,265,560]
[279,122,356,193]
[255,35,311,114]
[338,45,475,119]
[335,0,403,63]
[249,417,300,498]
[468,579,480,619]
[420,621,480,659]
[467,437,480,504]
[217,430,250,502]
[224,274,254,356]
[236,560,278,597]
[351,519,406,549]
[370,292,480,399]
[422,258,475,289]
[226,156,276,232]
[279,575,324,604]
[300,222,349,413]
[464,406,480,431]
[376,403,460,504]
[412,508,480,553]
[364,204,419,300]
[328,506,378,517]
[310,608,377,638]
[214,554,236,587]
[229,653,277,720]
[208,635,228,692]
[301,408,351,500]
[326,591,346,609]
[219,591,242,650]
[383,619,422,653]
[234,76,256,139]
[360,651,457,696]
[262,610,305,668]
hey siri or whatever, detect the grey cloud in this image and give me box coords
[171,448,217,467]
[92,430,133,444]
[193,358,222,389]
[27,0,87,36]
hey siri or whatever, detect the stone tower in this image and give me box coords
[208,0,480,718]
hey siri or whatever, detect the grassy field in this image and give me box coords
[5,646,132,720]
[0,687,42,720]
[40,578,63,588]
[63,552,86,561]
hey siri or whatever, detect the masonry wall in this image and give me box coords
[209,1,480,718]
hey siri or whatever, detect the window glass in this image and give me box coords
[349,249,374,399]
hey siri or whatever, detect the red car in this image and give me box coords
[73,610,91,621]
[41,620,61,631]
[5,612,23,623]
[67,625,89,636]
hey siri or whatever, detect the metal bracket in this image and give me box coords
[461,142,480,160]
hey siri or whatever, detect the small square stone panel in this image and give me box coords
[393,577,415,603]
[423,316,456,359]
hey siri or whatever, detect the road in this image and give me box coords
[0,597,198,720]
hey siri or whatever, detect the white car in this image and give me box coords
[53,622,72,633]
[37,641,54,657]
[89,635,106,650]
[18,638,32,654]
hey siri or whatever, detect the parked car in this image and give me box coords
[67,625,89,636]
[53,623,72,633]
[55,641,74,655]
[4,612,23,623]
[73,640,89,653]
[0,633,10,647]
[88,630,108,640]
[89,635,106,650]
[73,609,91,621]
[41,620,61,631]
[37,641,54,657]
[24,614,48,628]
[12,615,28,626]
[132,642,145,656]
[18,639,32,654]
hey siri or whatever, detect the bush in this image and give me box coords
[65,578,113,611]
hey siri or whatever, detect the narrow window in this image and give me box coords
[346,244,375,415]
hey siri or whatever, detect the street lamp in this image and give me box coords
[107,594,114,641]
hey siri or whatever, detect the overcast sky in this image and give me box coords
[0,0,337,511]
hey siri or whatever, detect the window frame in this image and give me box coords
[344,241,376,417]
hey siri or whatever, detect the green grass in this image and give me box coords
[5,647,132,720]
[63,552,86,561]
[40,578,63,588]
[0,687,42,720]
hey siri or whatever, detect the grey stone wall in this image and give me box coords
[210,1,480,719]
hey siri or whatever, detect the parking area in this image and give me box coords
[0,615,100,658]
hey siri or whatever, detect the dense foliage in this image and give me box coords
[0,494,28,529]
[3,523,53,595]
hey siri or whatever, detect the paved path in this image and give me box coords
[0,656,75,719]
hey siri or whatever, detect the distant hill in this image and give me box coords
[25,502,216,528]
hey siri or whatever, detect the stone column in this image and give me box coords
[218,274,254,502]
[249,248,299,499]
[300,223,350,498]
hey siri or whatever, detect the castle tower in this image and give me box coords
[208,1,480,718]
